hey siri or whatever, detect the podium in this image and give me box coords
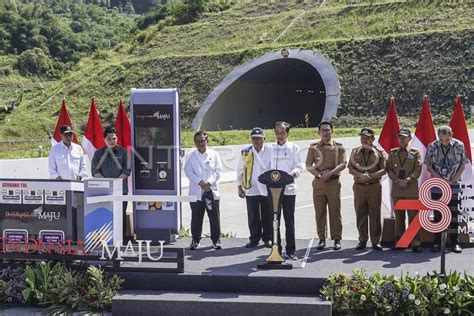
[84,178,123,248]
[257,170,294,270]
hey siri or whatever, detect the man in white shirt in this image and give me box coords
[268,121,304,260]
[236,127,272,249]
[49,125,88,180]
[184,131,223,250]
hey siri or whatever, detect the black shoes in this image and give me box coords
[431,244,441,252]
[412,245,422,253]
[355,241,367,250]
[452,244,462,253]
[212,240,222,250]
[190,239,222,250]
[189,240,200,250]
[431,243,462,253]
[316,240,326,250]
[285,253,298,260]
[372,243,383,251]
[356,242,381,250]
[333,240,341,251]
[245,241,259,248]
[246,241,273,248]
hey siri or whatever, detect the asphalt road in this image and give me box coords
[181,131,474,246]
[181,136,373,244]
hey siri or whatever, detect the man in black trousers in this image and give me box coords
[184,131,223,250]
[237,127,272,248]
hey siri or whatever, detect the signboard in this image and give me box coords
[0,179,84,242]
[395,178,474,248]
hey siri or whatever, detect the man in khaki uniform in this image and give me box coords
[386,128,423,252]
[348,127,387,251]
[306,121,346,250]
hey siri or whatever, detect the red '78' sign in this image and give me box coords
[395,178,452,248]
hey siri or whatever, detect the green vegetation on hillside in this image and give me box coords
[138,1,473,56]
[0,0,473,160]
[0,1,136,77]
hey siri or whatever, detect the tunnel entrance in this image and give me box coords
[192,49,340,131]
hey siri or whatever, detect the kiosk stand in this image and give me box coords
[130,88,182,244]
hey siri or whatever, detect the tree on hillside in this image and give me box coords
[14,47,53,76]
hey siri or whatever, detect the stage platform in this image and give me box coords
[117,237,474,293]
[111,238,473,315]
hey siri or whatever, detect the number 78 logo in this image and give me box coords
[395,178,452,248]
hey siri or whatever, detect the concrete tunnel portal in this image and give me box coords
[192,49,340,131]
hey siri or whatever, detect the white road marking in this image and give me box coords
[300,238,314,269]
[295,204,313,210]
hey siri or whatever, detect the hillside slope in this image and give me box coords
[1,1,473,141]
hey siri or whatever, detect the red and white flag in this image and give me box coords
[114,99,133,195]
[377,97,400,216]
[412,96,437,185]
[449,95,473,181]
[82,97,105,162]
[52,98,78,145]
[114,99,131,151]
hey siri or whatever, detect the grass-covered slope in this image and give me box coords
[1,1,473,143]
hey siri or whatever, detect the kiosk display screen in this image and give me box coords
[133,104,175,191]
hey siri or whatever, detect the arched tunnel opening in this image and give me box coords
[192,49,340,131]
[201,59,325,130]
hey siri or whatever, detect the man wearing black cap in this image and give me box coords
[237,127,272,248]
[49,125,88,180]
[348,127,387,251]
[386,128,422,252]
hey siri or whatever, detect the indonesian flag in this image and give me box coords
[82,97,105,162]
[412,95,437,185]
[377,97,400,216]
[114,99,133,196]
[114,99,131,151]
[449,95,473,181]
[51,98,78,145]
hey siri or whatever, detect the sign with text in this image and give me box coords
[395,178,473,248]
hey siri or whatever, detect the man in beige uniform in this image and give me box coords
[306,121,346,250]
[348,127,387,251]
[386,128,422,252]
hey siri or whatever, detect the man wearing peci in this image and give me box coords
[348,127,387,251]
[386,128,422,252]
[268,121,304,260]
